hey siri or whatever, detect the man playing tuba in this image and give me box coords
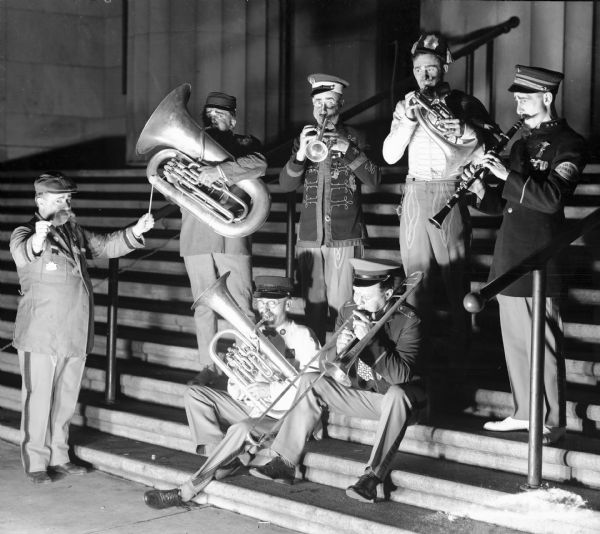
[144,276,320,509]
[181,92,268,386]
[382,34,497,377]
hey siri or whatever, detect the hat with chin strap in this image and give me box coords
[253,276,293,299]
[307,73,349,97]
[349,258,402,287]
[411,33,453,64]
[34,172,77,195]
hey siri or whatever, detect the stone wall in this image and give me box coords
[0,0,125,165]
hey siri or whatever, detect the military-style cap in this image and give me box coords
[34,172,77,194]
[253,276,293,299]
[349,258,401,287]
[508,65,564,93]
[411,34,453,64]
[307,73,349,97]
[204,91,237,112]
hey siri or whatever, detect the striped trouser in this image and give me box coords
[18,350,86,473]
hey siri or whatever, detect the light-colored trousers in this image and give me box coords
[497,295,565,428]
[183,253,253,367]
[271,372,426,480]
[18,350,86,473]
[297,245,360,343]
[184,385,252,448]
[399,180,470,363]
[179,417,276,501]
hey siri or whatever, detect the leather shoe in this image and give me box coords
[144,488,183,509]
[249,456,295,485]
[27,471,52,485]
[215,457,243,480]
[483,417,529,432]
[49,462,88,475]
[543,426,566,445]
[346,472,380,503]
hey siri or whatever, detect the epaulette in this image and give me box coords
[395,304,416,319]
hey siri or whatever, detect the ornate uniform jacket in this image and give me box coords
[279,123,380,248]
[478,119,588,296]
[10,217,144,357]
[179,130,267,256]
[334,300,425,394]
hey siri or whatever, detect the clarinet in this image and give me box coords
[428,118,524,229]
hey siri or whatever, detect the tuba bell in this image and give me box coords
[136,83,271,238]
[193,272,298,416]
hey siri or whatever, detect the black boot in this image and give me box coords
[345,472,380,503]
[144,488,183,509]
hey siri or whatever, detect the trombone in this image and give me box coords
[245,270,424,447]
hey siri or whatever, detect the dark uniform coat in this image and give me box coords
[478,119,588,296]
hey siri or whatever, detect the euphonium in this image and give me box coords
[136,83,270,238]
[193,272,298,415]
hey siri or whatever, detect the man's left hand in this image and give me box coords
[438,118,464,137]
[330,134,349,154]
[246,382,270,400]
[132,213,155,237]
[352,310,371,340]
[194,165,222,186]
[478,153,509,181]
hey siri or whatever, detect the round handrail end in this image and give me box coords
[463,292,485,313]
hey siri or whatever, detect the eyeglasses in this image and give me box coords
[254,298,286,310]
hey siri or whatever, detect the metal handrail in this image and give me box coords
[463,206,600,488]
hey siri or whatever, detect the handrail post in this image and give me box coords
[465,52,475,95]
[285,191,296,279]
[525,266,547,488]
[486,40,495,113]
[105,257,119,404]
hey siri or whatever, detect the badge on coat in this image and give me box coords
[45,261,57,271]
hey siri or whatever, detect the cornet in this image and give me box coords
[305,109,333,163]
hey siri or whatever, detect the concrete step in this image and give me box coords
[1,403,599,534]
[2,363,600,491]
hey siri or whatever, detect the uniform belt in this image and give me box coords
[406,175,459,184]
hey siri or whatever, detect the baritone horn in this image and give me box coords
[193,272,298,416]
[136,83,270,238]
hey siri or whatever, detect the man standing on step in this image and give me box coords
[279,74,380,344]
[10,172,154,484]
[462,65,588,445]
[143,276,320,509]
[248,259,428,504]
[181,92,268,386]
[382,34,498,374]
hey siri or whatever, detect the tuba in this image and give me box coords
[136,84,270,238]
[193,272,298,415]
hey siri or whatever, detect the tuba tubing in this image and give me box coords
[136,83,271,238]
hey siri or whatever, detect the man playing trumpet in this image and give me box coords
[279,74,380,344]
[144,276,319,508]
[382,34,497,374]
[248,259,427,504]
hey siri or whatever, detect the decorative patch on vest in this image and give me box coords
[554,161,579,182]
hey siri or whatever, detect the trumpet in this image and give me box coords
[428,118,524,229]
[305,110,332,163]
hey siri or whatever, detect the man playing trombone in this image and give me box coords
[249,259,428,504]
[144,276,319,509]
[382,34,497,374]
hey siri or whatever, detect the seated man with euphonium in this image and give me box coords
[249,259,428,504]
[144,275,320,508]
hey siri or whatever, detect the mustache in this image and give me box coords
[51,208,74,227]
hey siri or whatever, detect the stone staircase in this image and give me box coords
[1,167,600,533]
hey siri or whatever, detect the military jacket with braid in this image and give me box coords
[478,119,588,296]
